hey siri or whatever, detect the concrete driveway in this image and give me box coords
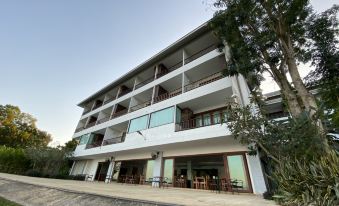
[0,173,276,206]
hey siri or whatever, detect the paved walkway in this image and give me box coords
[0,173,276,206]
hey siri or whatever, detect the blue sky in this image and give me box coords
[0,0,336,145]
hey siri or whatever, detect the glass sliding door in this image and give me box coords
[163,159,174,185]
[225,154,250,191]
[145,160,154,181]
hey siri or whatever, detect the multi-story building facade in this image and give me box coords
[70,23,267,194]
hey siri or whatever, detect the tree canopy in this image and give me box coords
[210,0,338,126]
[0,104,52,148]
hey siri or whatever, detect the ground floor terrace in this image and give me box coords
[0,173,276,206]
[71,137,267,195]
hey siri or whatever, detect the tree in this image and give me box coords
[210,1,338,126]
[304,5,339,131]
[0,105,52,148]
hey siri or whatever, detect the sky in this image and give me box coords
[0,0,336,146]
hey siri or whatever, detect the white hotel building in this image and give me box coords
[70,23,267,194]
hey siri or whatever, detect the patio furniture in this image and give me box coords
[193,177,207,189]
[175,176,187,188]
[139,175,146,185]
[149,176,165,188]
[208,177,221,193]
[126,175,137,185]
[230,179,244,193]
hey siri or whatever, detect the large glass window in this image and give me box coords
[227,155,249,190]
[149,107,174,128]
[128,115,149,133]
[163,159,174,184]
[203,114,211,126]
[146,160,154,180]
[79,134,90,145]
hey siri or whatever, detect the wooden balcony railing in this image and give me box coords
[111,109,128,119]
[85,141,102,149]
[176,112,227,131]
[135,76,155,90]
[153,87,182,103]
[75,127,85,133]
[102,134,125,146]
[103,96,115,105]
[118,89,132,98]
[184,44,217,64]
[129,99,152,112]
[92,103,103,111]
[82,110,91,115]
[85,121,97,129]
[96,116,110,125]
[184,71,224,92]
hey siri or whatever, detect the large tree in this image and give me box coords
[0,105,52,148]
[210,0,338,125]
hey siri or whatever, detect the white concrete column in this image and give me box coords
[183,49,188,65]
[105,159,115,183]
[246,153,267,194]
[152,152,163,187]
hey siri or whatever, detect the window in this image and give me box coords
[128,115,149,133]
[146,160,154,180]
[79,134,90,145]
[227,155,249,190]
[213,111,221,124]
[163,159,174,183]
[149,107,174,128]
[203,114,211,126]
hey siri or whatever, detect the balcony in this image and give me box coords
[184,44,218,64]
[176,109,227,131]
[184,71,224,92]
[129,99,152,112]
[134,76,155,90]
[85,141,102,149]
[103,96,115,105]
[102,134,126,146]
[75,127,84,133]
[96,116,110,125]
[111,108,128,119]
[153,87,182,103]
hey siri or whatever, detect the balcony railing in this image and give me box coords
[111,109,128,119]
[92,103,103,111]
[85,141,103,149]
[184,71,224,92]
[75,127,85,133]
[82,110,91,115]
[103,96,115,105]
[184,44,217,64]
[135,76,155,90]
[129,99,152,112]
[153,87,182,103]
[85,121,97,129]
[176,112,227,131]
[96,116,110,125]
[118,89,132,98]
[102,135,125,146]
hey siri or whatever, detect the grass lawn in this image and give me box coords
[0,196,21,206]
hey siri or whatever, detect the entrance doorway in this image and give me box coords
[94,161,110,181]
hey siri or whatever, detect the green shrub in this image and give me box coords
[273,151,339,206]
[0,146,30,174]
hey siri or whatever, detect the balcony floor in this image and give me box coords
[0,173,275,206]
